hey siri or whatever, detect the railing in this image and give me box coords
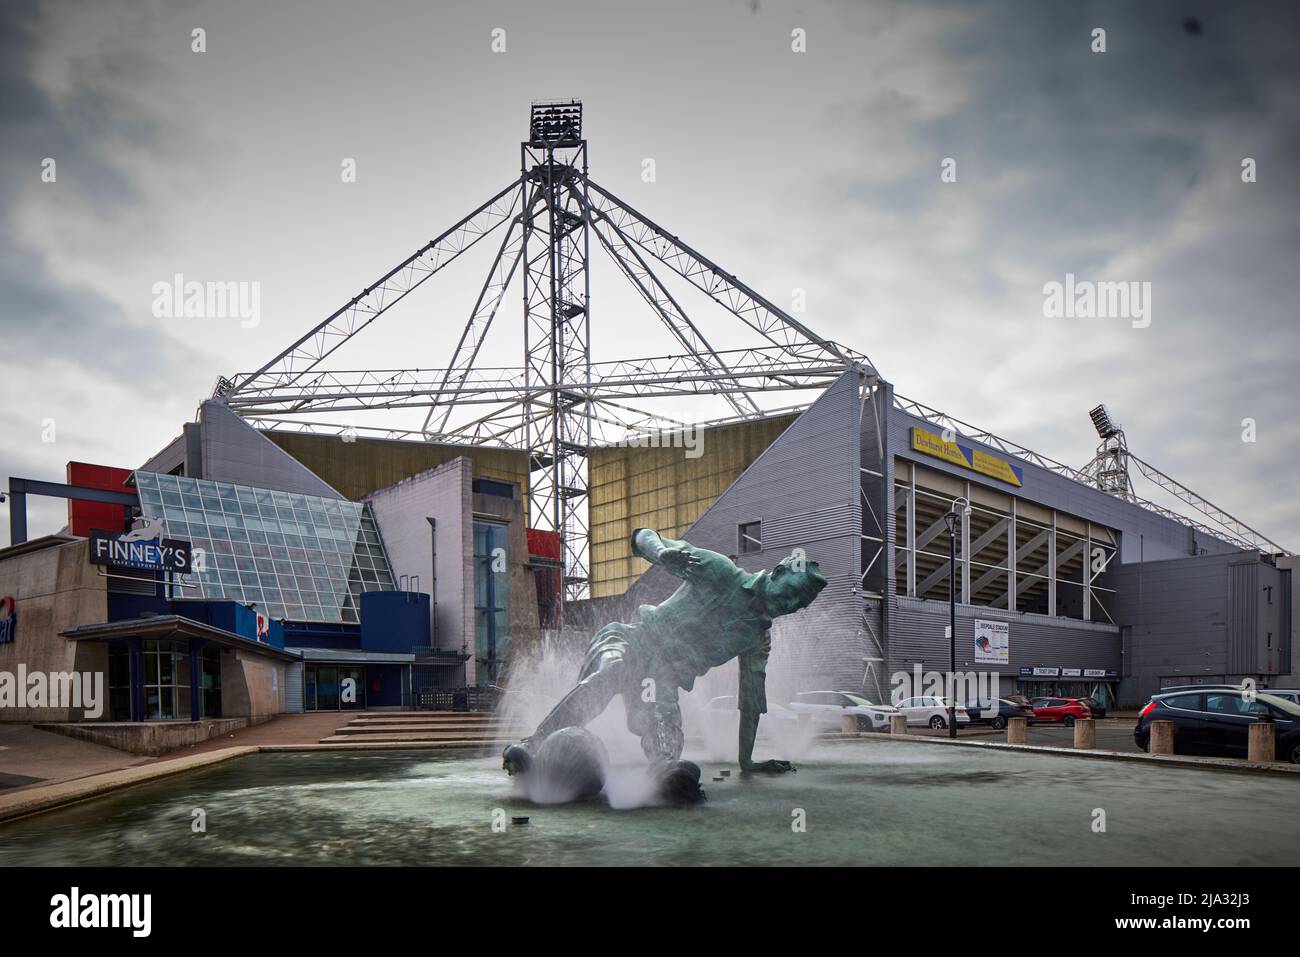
[415,687,500,712]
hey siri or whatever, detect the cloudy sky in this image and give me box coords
[2,0,1297,549]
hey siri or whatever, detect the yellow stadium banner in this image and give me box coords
[910,427,1024,487]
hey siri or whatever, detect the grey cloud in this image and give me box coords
[0,0,205,390]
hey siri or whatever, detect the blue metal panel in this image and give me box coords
[360,591,431,654]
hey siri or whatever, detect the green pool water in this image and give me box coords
[0,741,1293,866]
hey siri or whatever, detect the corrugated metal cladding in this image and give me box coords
[1109,551,1290,703]
[284,660,304,714]
[887,597,1119,684]
[888,406,1244,563]
[763,503,857,548]
[1227,557,1290,676]
[1227,560,1258,674]
[585,372,1290,709]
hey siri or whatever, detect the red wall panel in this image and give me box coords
[66,462,134,537]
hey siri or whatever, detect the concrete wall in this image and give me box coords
[36,717,252,757]
[0,539,109,721]
[218,647,287,720]
[366,456,542,685]
[367,458,473,675]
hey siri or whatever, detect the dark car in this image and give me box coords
[962,698,1036,730]
[1134,689,1300,763]
[1077,696,1107,719]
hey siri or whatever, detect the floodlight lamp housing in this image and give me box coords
[1089,404,1120,439]
[529,100,583,146]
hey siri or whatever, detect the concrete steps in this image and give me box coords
[320,710,524,747]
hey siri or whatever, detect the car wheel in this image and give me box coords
[1289,741,1300,765]
[857,715,871,732]
[929,715,946,730]
[1063,715,1075,727]
[991,716,1007,730]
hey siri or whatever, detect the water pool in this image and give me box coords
[0,741,1292,866]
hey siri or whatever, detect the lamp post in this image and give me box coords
[944,497,971,740]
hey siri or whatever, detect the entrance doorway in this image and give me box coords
[304,665,367,711]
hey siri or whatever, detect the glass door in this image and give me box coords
[339,666,365,710]
[315,667,339,710]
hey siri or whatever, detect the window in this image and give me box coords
[200,647,222,717]
[739,521,762,554]
[134,471,395,624]
[1205,693,1250,716]
[473,521,510,687]
[141,640,191,720]
[1163,693,1203,712]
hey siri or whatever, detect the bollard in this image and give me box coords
[840,714,858,734]
[1073,717,1096,749]
[889,714,908,735]
[1006,716,1028,744]
[1248,721,1276,762]
[1149,719,1175,755]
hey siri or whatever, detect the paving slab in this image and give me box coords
[0,724,147,791]
[0,746,256,824]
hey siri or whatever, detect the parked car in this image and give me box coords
[1003,694,1036,709]
[706,695,801,735]
[1159,683,1300,706]
[894,696,970,729]
[1265,690,1300,705]
[1077,696,1108,719]
[962,698,1036,730]
[788,691,899,732]
[1030,697,1092,726]
[1134,689,1300,763]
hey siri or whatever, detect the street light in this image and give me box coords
[944,496,971,739]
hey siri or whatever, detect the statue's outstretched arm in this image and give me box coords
[631,528,732,583]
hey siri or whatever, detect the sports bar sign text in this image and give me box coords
[910,427,1024,487]
[89,529,192,574]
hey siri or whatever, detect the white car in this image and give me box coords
[894,696,970,729]
[788,691,899,732]
[705,695,802,735]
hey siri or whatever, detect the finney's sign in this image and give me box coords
[0,596,15,645]
[89,518,192,574]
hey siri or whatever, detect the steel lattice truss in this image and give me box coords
[216,101,1287,609]
[217,101,875,601]
[899,395,1291,556]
